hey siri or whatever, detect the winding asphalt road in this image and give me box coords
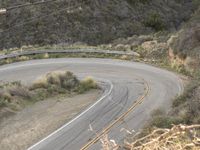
[0,58,183,150]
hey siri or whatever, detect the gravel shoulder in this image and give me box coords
[0,89,101,150]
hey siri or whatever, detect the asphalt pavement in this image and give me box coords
[0,58,183,150]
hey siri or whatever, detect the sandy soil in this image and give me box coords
[0,89,101,150]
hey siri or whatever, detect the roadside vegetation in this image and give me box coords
[137,6,200,136]
[149,79,200,127]
[121,72,200,149]
[117,54,199,147]
[0,0,196,49]
[0,1,199,149]
[0,71,97,112]
[94,5,200,149]
[98,77,200,149]
[124,124,200,150]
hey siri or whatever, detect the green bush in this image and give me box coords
[150,116,172,128]
[173,81,199,107]
[126,0,150,5]
[0,98,8,108]
[192,0,200,8]
[32,89,48,101]
[144,12,165,31]
[0,89,12,107]
[172,95,187,108]
[78,77,97,93]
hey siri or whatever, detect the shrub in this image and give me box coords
[0,90,12,107]
[0,99,7,108]
[144,12,165,31]
[8,86,31,99]
[172,95,187,108]
[45,71,79,90]
[173,80,199,107]
[0,71,98,110]
[150,109,165,117]
[32,88,48,101]
[126,0,150,5]
[78,77,97,93]
[150,116,180,128]
[47,74,61,85]
[30,76,48,90]
[46,85,58,94]
[192,0,200,8]
[32,71,97,94]
[59,71,79,90]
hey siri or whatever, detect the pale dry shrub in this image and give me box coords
[46,72,63,85]
[30,76,48,90]
[43,53,49,58]
[31,71,79,91]
[81,76,97,88]
[100,134,119,150]
[46,71,78,90]
[59,72,79,90]
[88,124,119,150]
[18,56,29,61]
[124,124,200,150]
[8,86,31,99]
[0,90,12,107]
[79,76,97,93]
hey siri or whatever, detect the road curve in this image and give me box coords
[0,58,183,150]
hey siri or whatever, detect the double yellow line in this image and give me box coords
[80,79,150,150]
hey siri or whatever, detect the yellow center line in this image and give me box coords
[80,78,150,150]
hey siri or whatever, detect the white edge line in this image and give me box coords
[27,80,113,150]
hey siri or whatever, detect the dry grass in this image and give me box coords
[124,124,200,150]
[89,124,119,150]
[8,86,31,99]
[0,81,31,108]
[30,76,48,89]
[30,71,79,91]
[100,134,119,150]
[79,76,98,93]
[97,124,200,150]
[0,71,98,111]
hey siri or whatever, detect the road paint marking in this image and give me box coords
[80,79,150,150]
[0,59,183,150]
[27,80,113,150]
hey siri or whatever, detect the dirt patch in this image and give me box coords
[0,89,101,150]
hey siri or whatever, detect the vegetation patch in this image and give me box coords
[0,0,196,49]
[124,124,200,150]
[144,12,166,31]
[122,77,200,149]
[132,77,200,141]
[0,71,98,112]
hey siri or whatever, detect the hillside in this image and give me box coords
[0,1,200,149]
[168,7,200,72]
[0,0,197,50]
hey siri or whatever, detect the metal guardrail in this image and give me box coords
[0,49,137,60]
